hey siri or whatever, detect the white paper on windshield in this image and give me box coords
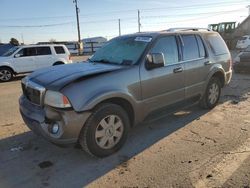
[135,37,152,42]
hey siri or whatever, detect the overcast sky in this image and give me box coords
[0,0,249,44]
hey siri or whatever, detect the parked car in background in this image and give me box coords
[236,35,250,50]
[234,46,250,73]
[19,29,232,157]
[0,44,72,82]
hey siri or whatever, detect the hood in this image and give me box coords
[28,62,125,90]
[0,56,11,62]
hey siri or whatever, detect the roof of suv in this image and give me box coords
[18,44,66,48]
[119,29,216,39]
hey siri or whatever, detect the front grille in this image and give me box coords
[21,81,45,106]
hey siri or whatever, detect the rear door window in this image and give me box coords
[54,46,65,54]
[205,33,228,56]
[36,47,52,56]
[181,35,200,61]
[150,36,179,65]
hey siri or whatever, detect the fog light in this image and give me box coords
[51,123,59,134]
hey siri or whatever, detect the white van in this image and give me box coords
[0,44,72,82]
[236,35,250,50]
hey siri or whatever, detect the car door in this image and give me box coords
[35,46,54,69]
[140,35,185,113]
[180,34,211,99]
[13,47,36,73]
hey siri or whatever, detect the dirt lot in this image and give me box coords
[0,69,250,187]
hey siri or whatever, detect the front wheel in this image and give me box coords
[0,68,13,82]
[200,77,221,109]
[79,103,130,158]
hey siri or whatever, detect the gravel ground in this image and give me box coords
[0,65,249,187]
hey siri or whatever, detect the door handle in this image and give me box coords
[173,67,183,73]
[204,61,212,66]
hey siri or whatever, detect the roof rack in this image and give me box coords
[163,27,212,32]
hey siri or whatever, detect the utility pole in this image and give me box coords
[138,10,141,33]
[118,19,121,36]
[73,0,82,54]
[247,5,250,15]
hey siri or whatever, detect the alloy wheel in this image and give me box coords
[95,115,124,149]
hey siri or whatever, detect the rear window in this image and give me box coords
[36,47,51,55]
[54,46,65,54]
[205,34,228,56]
[181,35,200,61]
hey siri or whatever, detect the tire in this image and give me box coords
[200,77,221,109]
[0,67,13,82]
[79,103,130,158]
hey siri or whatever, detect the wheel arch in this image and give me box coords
[211,71,225,87]
[96,97,135,127]
[206,65,226,87]
[53,61,65,66]
[0,65,16,74]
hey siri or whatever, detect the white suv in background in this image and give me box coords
[0,44,72,82]
[236,35,250,50]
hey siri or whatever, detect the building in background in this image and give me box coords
[37,36,108,55]
[82,37,107,54]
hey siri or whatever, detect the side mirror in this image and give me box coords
[145,53,165,70]
[14,54,21,58]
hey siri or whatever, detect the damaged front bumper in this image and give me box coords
[19,95,91,145]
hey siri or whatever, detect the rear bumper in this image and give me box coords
[19,95,91,145]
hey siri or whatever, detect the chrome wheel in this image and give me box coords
[0,69,12,81]
[95,115,124,149]
[208,83,219,105]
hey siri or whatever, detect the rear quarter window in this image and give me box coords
[54,46,66,54]
[205,34,228,56]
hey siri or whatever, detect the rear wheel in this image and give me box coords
[79,103,130,158]
[0,68,13,82]
[200,77,221,109]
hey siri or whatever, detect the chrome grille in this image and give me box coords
[21,79,46,106]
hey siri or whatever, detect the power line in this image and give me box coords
[141,0,250,12]
[0,0,249,21]
[141,8,245,19]
[142,11,242,26]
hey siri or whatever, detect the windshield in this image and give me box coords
[89,36,151,65]
[2,46,20,57]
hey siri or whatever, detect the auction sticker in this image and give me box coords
[135,37,152,42]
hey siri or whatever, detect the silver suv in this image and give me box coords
[19,29,232,157]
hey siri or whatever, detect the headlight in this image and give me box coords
[44,90,71,108]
